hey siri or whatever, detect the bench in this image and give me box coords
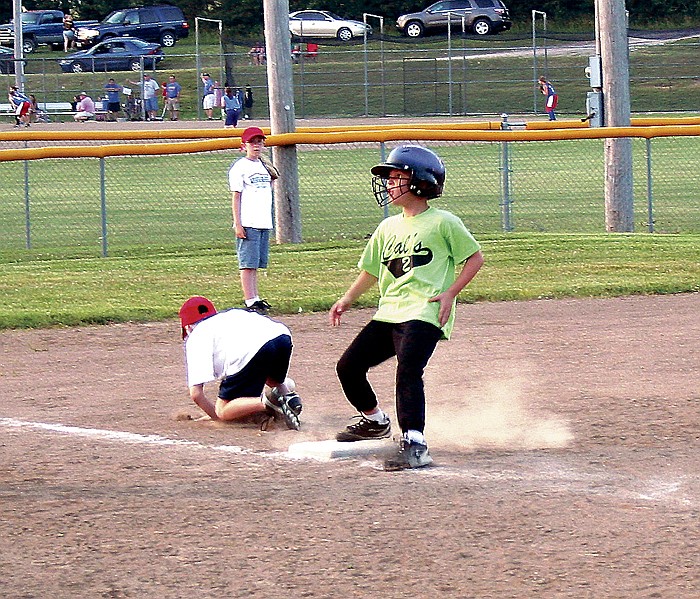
[0,101,108,123]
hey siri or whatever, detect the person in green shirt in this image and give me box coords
[329,145,484,471]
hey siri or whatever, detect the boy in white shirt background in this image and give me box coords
[228,127,275,315]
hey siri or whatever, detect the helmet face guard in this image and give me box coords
[371,170,412,207]
[370,145,445,207]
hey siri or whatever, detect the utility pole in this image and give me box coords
[263,0,302,243]
[596,0,634,232]
[13,0,25,90]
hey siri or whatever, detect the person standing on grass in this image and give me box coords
[329,145,484,471]
[201,72,215,120]
[129,73,159,120]
[164,75,182,121]
[104,78,122,121]
[228,127,276,315]
[538,76,558,121]
[63,13,76,52]
[222,86,241,128]
[243,85,254,120]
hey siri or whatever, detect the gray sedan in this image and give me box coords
[289,10,372,41]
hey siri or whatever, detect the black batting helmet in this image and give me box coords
[370,145,446,206]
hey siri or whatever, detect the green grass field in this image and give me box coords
[1,135,698,257]
[1,233,698,329]
[1,34,699,330]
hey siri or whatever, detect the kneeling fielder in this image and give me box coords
[179,296,302,429]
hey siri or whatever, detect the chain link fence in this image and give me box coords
[2,32,699,120]
[1,131,698,257]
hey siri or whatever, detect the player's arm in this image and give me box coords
[231,191,246,238]
[429,250,484,326]
[329,270,378,326]
[189,383,220,420]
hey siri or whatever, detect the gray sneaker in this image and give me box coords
[336,415,391,442]
[263,392,300,430]
[266,387,302,416]
[383,438,433,471]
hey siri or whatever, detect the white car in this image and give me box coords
[289,10,372,41]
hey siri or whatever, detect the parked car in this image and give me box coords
[289,10,372,41]
[0,9,97,54]
[75,5,189,49]
[396,0,512,38]
[58,37,164,73]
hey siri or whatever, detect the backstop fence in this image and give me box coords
[0,122,699,257]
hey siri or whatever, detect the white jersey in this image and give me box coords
[184,309,290,387]
[228,157,273,229]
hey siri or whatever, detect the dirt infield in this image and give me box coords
[1,293,698,598]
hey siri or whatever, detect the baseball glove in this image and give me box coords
[260,154,280,180]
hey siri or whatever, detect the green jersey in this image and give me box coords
[359,206,480,339]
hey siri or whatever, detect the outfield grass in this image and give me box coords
[2,135,699,260]
[2,34,699,330]
[0,234,698,329]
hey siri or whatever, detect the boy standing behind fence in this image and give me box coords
[538,76,558,121]
[222,87,241,128]
[8,86,31,128]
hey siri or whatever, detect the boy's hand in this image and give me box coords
[234,224,246,239]
[329,298,351,326]
[428,292,454,327]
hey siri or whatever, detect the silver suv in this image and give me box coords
[397,0,512,38]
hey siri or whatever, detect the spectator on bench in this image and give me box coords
[74,91,95,122]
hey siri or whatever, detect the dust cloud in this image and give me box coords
[426,377,573,450]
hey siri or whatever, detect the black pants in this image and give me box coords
[336,319,442,434]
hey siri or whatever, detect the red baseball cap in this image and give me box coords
[179,296,217,338]
[241,126,266,144]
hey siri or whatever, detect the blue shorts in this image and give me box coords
[218,334,292,400]
[144,97,158,112]
[236,227,270,269]
[225,108,239,127]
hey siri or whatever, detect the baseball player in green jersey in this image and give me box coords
[329,145,484,470]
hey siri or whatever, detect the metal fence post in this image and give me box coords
[100,158,108,257]
[499,114,514,232]
[363,14,385,117]
[23,145,31,249]
[646,138,654,233]
[532,10,548,115]
[379,141,389,220]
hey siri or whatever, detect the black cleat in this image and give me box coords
[245,299,272,315]
[336,415,391,442]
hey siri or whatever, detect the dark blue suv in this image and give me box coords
[76,5,189,48]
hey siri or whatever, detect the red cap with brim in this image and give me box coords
[179,296,217,338]
[241,126,266,144]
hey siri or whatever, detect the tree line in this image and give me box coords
[4,1,700,37]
